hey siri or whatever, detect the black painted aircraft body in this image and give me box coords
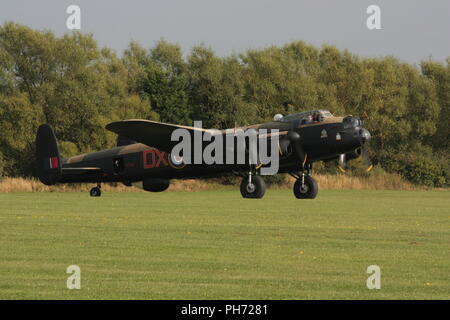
[36,110,371,198]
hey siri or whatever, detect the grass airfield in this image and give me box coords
[0,189,448,299]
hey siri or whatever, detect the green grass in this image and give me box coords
[0,189,449,299]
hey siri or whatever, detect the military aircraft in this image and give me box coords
[36,110,372,199]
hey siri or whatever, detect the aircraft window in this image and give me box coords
[279,110,333,124]
[320,111,333,118]
[301,115,313,124]
[281,112,310,122]
[313,110,333,122]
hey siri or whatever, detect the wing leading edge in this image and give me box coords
[106,120,210,153]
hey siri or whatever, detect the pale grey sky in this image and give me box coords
[1,0,449,63]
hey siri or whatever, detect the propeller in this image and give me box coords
[338,147,376,173]
[338,112,377,173]
[285,131,307,165]
[287,131,304,160]
[359,118,376,172]
[278,131,308,167]
[338,153,348,173]
[361,146,374,172]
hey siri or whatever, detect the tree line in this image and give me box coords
[0,22,448,187]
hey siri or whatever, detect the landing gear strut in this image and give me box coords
[240,166,266,199]
[90,184,102,197]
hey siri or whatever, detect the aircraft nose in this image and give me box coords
[359,128,371,143]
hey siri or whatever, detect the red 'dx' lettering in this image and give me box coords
[143,149,169,169]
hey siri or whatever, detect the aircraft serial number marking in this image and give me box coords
[143,149,169,169]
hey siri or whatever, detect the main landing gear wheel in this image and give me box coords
[90,185,102,197]
[293,175,318,199]
[240,175,266,199]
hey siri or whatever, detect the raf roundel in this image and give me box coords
[169,153,186,169]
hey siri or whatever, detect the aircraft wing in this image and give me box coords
[106,119,211,153]
[106,119,289,153]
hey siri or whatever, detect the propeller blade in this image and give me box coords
[338,154,347,173]
[361,146,375,172]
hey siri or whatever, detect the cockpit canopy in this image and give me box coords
[273,110,333,124]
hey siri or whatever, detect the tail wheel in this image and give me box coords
[90,186,102,197]
[293,176,318,199]
[240,175,266,199]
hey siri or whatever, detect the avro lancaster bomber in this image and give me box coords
[36,110,372,199]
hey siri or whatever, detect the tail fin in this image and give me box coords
[36,124,62,185]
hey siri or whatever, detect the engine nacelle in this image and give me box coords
[132,179,170,192]
[278,138,293,156]
[345,147,362,161]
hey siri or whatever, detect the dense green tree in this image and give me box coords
[137,40,191,125]
[188,46,248,128]
[122,41,151,94]
[421,59,450,152]
[0,93,40,175]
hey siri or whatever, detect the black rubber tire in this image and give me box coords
[240,175,266,199]
[90,187,101,197]
[293,176,318,199]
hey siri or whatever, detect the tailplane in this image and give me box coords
[36,124,62,185]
